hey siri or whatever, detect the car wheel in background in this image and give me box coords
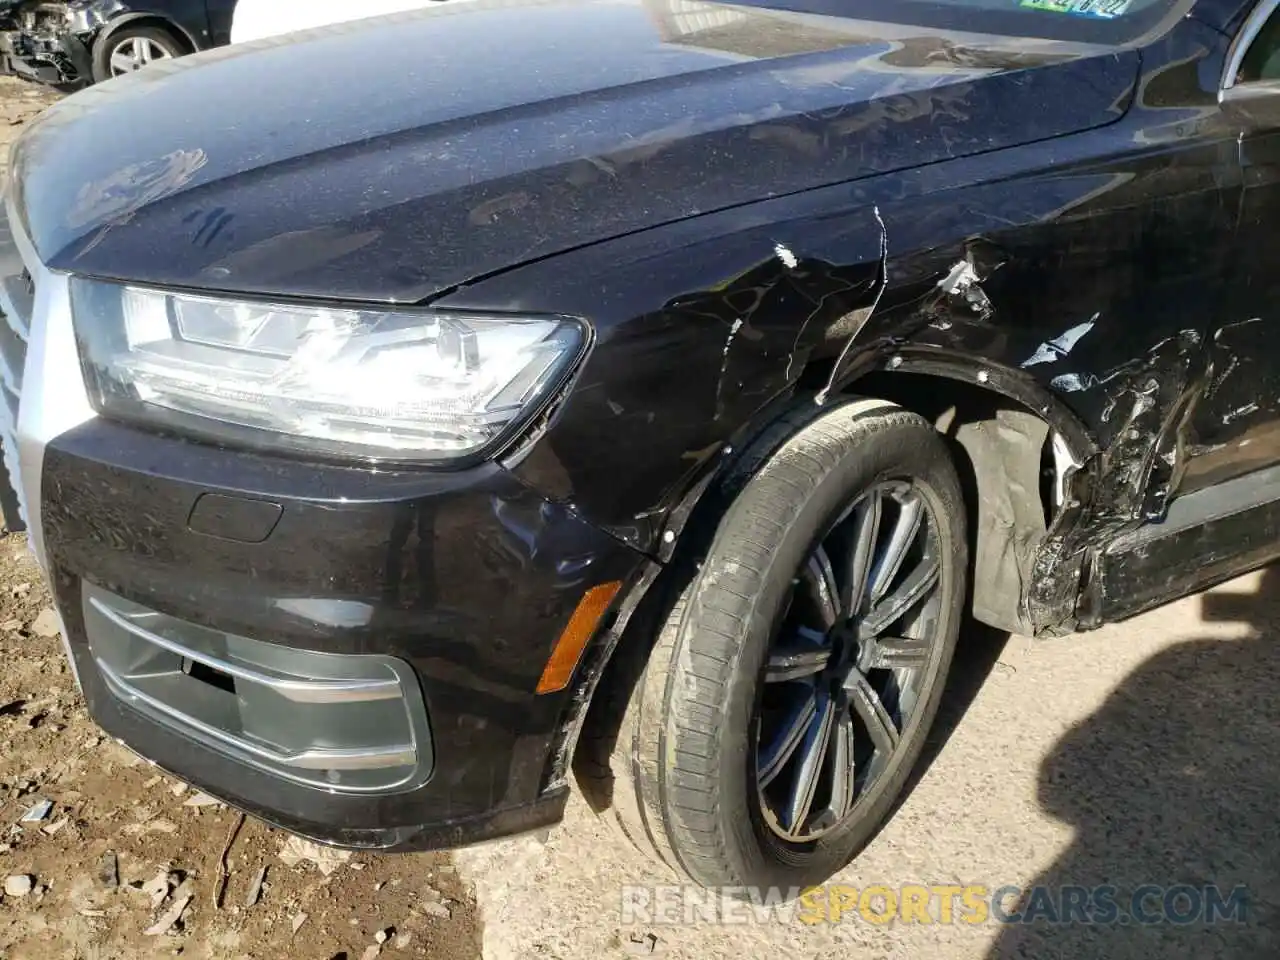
[92,26,185,82]
[602,398,968,890]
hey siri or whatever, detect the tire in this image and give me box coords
[602,397,968,890]
[91,26,185,83]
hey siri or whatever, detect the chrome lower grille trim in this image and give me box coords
[0,202,29,533]
[0,196,98,688]
[88,595,404,706]
[0,310,25,394]
[84,584,433,794]
[0,196,97,573]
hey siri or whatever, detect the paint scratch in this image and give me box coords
[722,318,744,357]
[774,243,798,269]
[1221,401,1259,425]
[717,317,745,387]
[936,255,994,318]
[1049,372,1099,393]
[1023,314,1099,368]
[815,205,887,406]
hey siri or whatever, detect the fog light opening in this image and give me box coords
[182,657,237,695]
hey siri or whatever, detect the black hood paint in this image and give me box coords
[12,0,1138,303]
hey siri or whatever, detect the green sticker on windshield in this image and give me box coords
[1020,0,1133,18]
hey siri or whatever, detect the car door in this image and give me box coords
[1087,0,1280,622]
[1182,0,1280,494]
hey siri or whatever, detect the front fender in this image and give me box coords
[439,204,890,553]
[75,6,199,50]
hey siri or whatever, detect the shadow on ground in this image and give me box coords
[989,567,1280,959]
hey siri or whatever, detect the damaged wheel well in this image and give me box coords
[570,368,1087,798]
[838,369,1074,636]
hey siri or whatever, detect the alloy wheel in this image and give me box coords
[108,37,172,76]
[755,479,945,843]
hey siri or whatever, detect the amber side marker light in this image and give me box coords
[535,580,623,694]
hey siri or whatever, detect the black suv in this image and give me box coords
[3,0,1280,891]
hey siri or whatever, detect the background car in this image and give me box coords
[0,0,236,86]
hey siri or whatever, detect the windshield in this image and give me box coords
[735,0,1186,45]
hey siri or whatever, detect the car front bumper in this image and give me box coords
[0,26,90,86]
[0,203,650,850]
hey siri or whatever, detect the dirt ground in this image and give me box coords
[2,72,1278,960]
[0,77,57,179]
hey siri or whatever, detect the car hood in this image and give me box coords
[12,0,1139,303]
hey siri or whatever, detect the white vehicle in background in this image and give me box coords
[231,0,453,43]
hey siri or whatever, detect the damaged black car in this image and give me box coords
[0,0,235,86]
[2,0,1279,891]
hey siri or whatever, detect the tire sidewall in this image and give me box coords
[672,400,967,890]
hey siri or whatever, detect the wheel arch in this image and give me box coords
[838,363,1094,636]
[569,366,1095,799]
[94,13,198,54]
[653,350,1099,635]
[860,348,1099,463]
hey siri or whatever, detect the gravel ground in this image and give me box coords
[459,569,1280,959]
[1,73,1277,960]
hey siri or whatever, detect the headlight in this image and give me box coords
[70,279,586,463]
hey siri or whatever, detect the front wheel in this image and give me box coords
[92,26,184,82]
[606,398,968,890]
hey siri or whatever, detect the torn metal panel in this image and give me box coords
[930,238,1007,324]
[443,17,1235,643]
[1178,316,1280,496]
[1050,332,1211,629]
[935,255,998,322]
[1089,332,1206,519]
[955,407,1049,636]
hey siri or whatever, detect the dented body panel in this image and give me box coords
[440,7,1267,634]
[8,0,1280,854]
[15,0,1260,637]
